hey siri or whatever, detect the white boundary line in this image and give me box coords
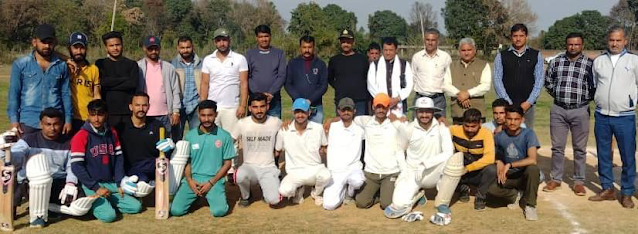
[543,196,588,234]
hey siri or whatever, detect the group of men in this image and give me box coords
[2,19,638,230]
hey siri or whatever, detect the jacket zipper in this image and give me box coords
[607,54,616,115]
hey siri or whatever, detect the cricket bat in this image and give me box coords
[0,134,17,232]
[155,127,169,219]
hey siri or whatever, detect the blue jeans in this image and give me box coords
[267,97,282,119]
[309,105,323,124]
[594,112,636,195]
[335,100,369,117]
[173,109,200,141]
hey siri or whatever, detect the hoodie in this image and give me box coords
[70,121,124,191]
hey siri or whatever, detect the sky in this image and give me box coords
[269,0,617,36]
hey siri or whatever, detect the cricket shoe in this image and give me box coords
[30,217,46,228]
[430,205,452,226]
[310,188,323,206]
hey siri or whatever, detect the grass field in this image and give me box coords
[0,64,636,234]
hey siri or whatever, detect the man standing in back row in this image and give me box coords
[493,24,544,129]
[328,29,370,116]
[285,36,328,123]
[246,25,287,118]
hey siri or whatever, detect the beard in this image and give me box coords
[72,53,86,62]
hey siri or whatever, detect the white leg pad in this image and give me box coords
[434,152,464,207]
[49,196,98,216]
[169,140,190,195]
[26,153,52,223]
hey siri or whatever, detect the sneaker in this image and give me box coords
[458,184,470,203]
[238,197,250,207]
[542,180,561,192]
[524,206,538,221]
[310,189,323,206]
[474,197,486,211]
[30,217,46,228]
[292,187,305,204]
[507,191,522,210]
[588,189,615,201]
[429,205,452,226]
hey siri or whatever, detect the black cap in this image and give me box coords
[144,35,160,48]
[34,24,56,40]
[338,29,354,39]
[69,32,88,47]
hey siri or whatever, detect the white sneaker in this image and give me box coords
[507,191,522,210]
[310,188,323,206]
[292,186,305,204]
[524,206,538,221]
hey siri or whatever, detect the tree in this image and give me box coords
[288,2,336,58]
[408,1,438,33]
[323,4,357,31]
[368,10,408,43]
[611,0,637,49]
[443,0,508,54]
[542,10,611,50]
[502,0,538,35]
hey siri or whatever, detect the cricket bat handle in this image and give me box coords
[159,127,165,159]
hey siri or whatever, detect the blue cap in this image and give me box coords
[69,32,88,46]
[292,98,310,111]
[144,35,160,48]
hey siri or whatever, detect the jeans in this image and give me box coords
[594,112,636,196]
[309,105,324,124]
[173,109,200,141]
[267,97,282,119]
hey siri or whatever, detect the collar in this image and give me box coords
[558,52,586,62]
[145,58,162,66]
[460,58,475,66]
[30,50,62,64]
[289,122,313,132]
[508,45,529,55]
[197,125,219,135]
[604,48,628,57]
[414,119,439,132]
[174,54,201,66]
[423,49,440,58]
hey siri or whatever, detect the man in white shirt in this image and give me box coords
[382,97,464,226]
[443,37,491,125]
[232,93,282,208]
[349,93,406,210]
[200,28,249,180]
[367,37,413,117]
[322,98,365,210]
[276,98,331,206]
[411,28,452,122]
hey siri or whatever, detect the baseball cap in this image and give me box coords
[337,97,355,110]
[292,98,310,111]
[34,24,56,40]
[338,29,354,39]
[214,28,230,39]
[144,35,160,48]
[372,93,390,108]
[410,97,442,111]
[69,32,88,47]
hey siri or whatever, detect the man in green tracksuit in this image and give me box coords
[170,100,235,217]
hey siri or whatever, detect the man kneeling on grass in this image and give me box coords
[488,106,540,221]
[170,100,235,217]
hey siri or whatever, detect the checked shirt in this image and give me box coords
[544,53,594,107]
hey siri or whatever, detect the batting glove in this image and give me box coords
[120,175,139,196]
[58,183,78,204]
[156,138,176,152]
[402,211,424,222]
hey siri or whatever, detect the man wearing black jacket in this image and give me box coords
[95,31,139,133]
[328,29,370,116]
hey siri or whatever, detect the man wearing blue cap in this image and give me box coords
[136,35,181,138]
[68,32,101,134]
[8,24,72,137]
[276,98,331,205]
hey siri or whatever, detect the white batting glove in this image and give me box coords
[402,211,424,222]
[59,183,78,204]
[156,138,176,153]
[120,175,139,196]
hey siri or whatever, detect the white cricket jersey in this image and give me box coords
[231,116,282,167]
[353,116,404,174]
[276,121,328,171]
[327,120,364,172]
[393,120,454,170]
[202,50,248,108]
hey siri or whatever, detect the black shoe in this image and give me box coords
[238,197,250,207]
[474,197,486,211]
[458,184,470,203]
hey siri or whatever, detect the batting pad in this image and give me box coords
[435,152,464,207]
[26,154,52,223]
[49,196,98,216]
[169,140,190,195]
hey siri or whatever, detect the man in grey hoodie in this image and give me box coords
[589,26,638,208]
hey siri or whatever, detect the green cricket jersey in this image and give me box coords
[184,126,236,178]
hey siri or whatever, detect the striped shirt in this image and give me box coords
[450,125,495,172]
[544,53,594,107]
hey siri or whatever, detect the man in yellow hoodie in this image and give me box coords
[450,108,495,211]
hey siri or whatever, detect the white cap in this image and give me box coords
[410,97,442,111]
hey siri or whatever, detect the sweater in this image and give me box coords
[246,47,287,99]
[95,57,140,115]
[119,117,161,169]
[70,121,124,191]
[284,56,328,106]
[328,53,370,101]
[450,125,495,172]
